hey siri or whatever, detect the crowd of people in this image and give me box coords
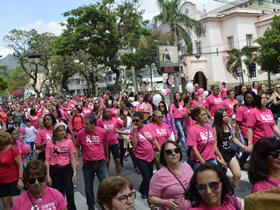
[0,81,280,210]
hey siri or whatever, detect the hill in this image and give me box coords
[0,54,19,75]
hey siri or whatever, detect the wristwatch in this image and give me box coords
[19,177,23,180]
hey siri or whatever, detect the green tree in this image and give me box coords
[56,0,150,94]
[7,66,29,92]
[0,76,8,91]
[257,16,280,75]
[226,46,258,79]
[153,0,205,53]
[49,55,81,94]
[4,29,56,97]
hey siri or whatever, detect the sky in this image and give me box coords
[0,0,226,58]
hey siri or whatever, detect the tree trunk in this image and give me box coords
[112,67,121,94]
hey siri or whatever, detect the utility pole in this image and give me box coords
[130,48,138,93]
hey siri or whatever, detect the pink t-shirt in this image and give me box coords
[16,138,24,155]
[247,108,275,144]
[35,128,53,152]
[135,104,141,112]
[187,124,216,162]
[220,86,229,98]
[45,138,75,166]
[149,162,193,210]
[189,194,241,210]
[192,100,199,108]
[252,177,280,193]
[223,99,238,118]
[184,108,195,134]
[170,101,186,119]
[150,122,171,148]
[96,118,123,146]
[82,107,92,117]
[12,186,67,210]
[205,94,223,116]
[75,127,107,163]
[129,124,155,162]
[236,106,253,139]
[28,114,39,128]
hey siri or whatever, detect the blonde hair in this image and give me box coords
[0,131,13,147]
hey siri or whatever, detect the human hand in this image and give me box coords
[72,175,77,184]
[46,175,52,186]
[17,179,24,190]
[247,144,253,153]
[167,199,179,210]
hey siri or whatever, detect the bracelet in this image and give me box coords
[248,142,253,145]
[244,146,247,151]
[164,200,167,206]
[73,172,77,176]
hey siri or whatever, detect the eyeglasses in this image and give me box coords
[267,151,280,159]
[164,148,180,156]
[196,181,220,194]
[156,116,162,119]
[28,176,45,184]
[132,119,139,123]
[118,191,136,203]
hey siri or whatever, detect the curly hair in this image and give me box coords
[186,163,233,207]
[248,137,280,184]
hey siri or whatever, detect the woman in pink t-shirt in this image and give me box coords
[110,100,119,118]
[28,108,39,129]
[187,107,226,170]
[130,112,159,199]
[45,122,76,210]
[236,90,255,169]
[248,137,280,193]
[220,82,229,100]
[186,163,242,210]
[12,160,67,210]
[97,108,123,176]
[223,89,238,118]
[149,141,193,210]
[35,114,56,161]
[170,92,187,150]
[247,93,280,153]
[252,81,259,95]
[82,101,92,117]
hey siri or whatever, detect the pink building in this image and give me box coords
[158,1,280,89]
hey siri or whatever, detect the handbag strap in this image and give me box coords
[228,193,241,210]
[166,167,187,193]
[27,191,36,208]
[265,179,278,187]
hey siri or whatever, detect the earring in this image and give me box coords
[25,183,30,189]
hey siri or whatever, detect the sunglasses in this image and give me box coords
[28,176,45,184]
[156,116,163,119]
[267,151,280,159]
[276,86,280,89]
[164,148,180,156]
[196,181,220,194]
[132,119,140,123]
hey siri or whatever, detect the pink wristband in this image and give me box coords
[244,146,247,151]
[164,200,167,206]
[248,142,252,145]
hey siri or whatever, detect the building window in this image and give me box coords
[258,0,264,5]
[273,8,277,12]
[227,36,234,49]
[246,34,253,46]
[185,8,189,14]
[108,75,112,82]
[77,89,81,94]
[249,1,252,6]
[196,42,202,54]
[76,79,80,85]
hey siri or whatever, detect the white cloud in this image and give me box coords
[0,44,13,58]
[20,20,64,35]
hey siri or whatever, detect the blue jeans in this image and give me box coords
[238,138,249,168]
[193,159,218,171]
[82,160,108,210]
[174,118,187,150]
[134,157,154,196]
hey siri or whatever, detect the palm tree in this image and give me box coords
[153,0,205,54]
[226,46,259,81]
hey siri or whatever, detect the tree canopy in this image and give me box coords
[257,15,280,75]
